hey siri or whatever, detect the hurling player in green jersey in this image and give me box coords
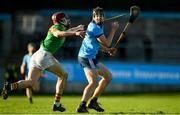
[2,12,85,112]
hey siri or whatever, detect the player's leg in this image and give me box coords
[11,68,41,91]
[93,63,112,97]
[26,87,33,103]
[82,68,99,101]
[25,76,33,103]
[76,57,100,113]
[1,67,41,100]
[46,61,67,112]
[77,68,99,113]
[88,63,112,112]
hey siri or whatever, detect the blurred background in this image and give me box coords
[0,0,180,94]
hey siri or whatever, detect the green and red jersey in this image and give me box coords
[41,24,67,54]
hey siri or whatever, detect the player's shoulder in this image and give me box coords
[24,54,30,58]
[50,24,60,30]
[88,21,99,30]
[88,21,97,27]
[52,24,66,31]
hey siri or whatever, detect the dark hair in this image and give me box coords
[28,42,36,48]
[93,6,104,17]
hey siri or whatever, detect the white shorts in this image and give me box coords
[30,47,59,70]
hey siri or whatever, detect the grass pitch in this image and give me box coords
[0,93,180,114]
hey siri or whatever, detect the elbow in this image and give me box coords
[105,39,112,47]
[107,43,111,47]
[101,41,110,47]
[104,42,111,47]
[57,33,64,37]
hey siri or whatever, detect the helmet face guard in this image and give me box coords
[52,12,70,28]
[61,16,70,28]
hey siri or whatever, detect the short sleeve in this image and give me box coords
[87,22,103,38]
[93,26,103,38]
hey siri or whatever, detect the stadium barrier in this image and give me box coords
[39,60,180,93]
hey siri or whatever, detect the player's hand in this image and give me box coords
[108,47,117,56]
[75,31,86,38]
[111,22,119,31]
[76,25,85,31]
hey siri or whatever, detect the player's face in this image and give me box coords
[28,46,35,53]
[93,13,104,25]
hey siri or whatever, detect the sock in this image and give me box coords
[80,101,86,107]
[29,97,33,103]
[10,83,19,90]
[54,101,60,107]
[91,97,98,103]
[54,93,61,106]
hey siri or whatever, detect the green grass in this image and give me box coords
[1,93,180,114]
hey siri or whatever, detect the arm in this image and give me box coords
[20,63,25,75]
[66,25,85,32]
[51,27,85,38]
[97,22,119,47]
[99,44,117,56]
[20,56,26,75]
[99,44,110,53]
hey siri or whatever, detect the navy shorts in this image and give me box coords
[78,56,99,69]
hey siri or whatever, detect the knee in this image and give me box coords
[56,72,68,80]
[89,81,99,88]
[24,79,36,90]
[62,72,68,80]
